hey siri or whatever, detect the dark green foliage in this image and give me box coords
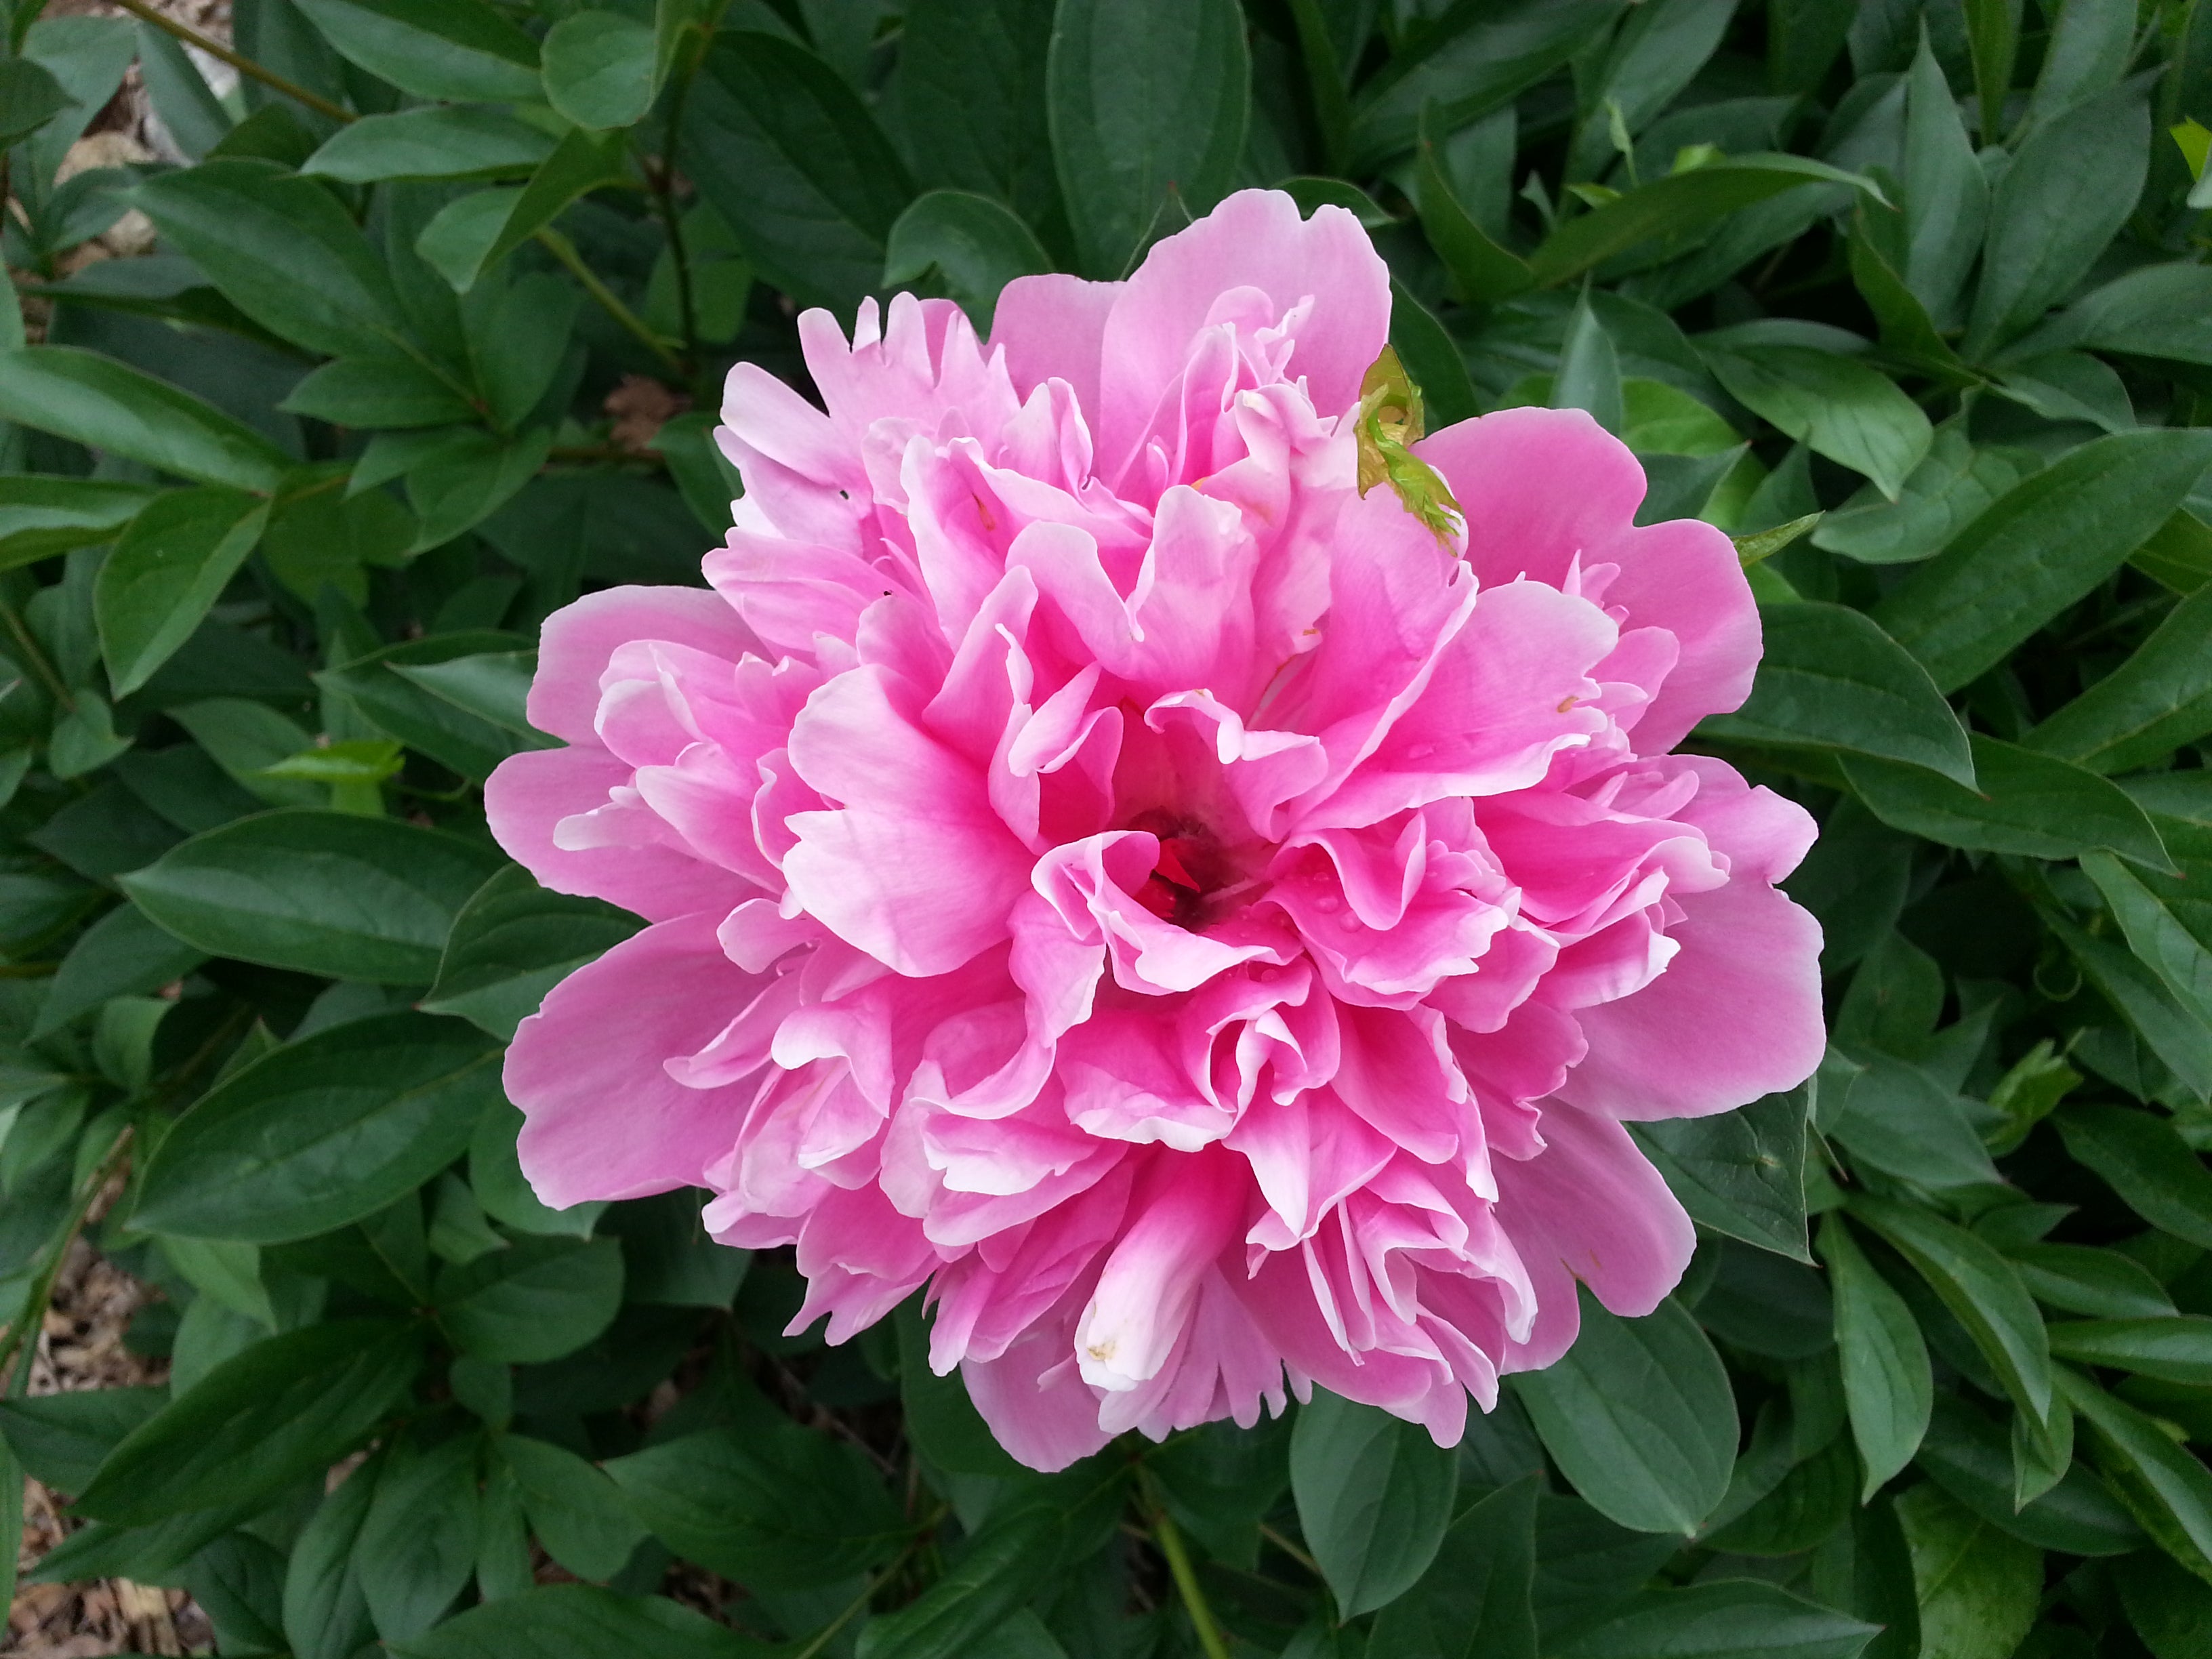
[3,0,2212,1652]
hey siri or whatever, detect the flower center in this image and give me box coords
[1124,809,1247,928]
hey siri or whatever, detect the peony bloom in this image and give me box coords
[487,190,1825,1469]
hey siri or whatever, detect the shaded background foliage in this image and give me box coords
[3,0,2212,1654]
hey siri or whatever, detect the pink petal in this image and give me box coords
[485,747,752,922]
[529,586,758,746]
[1558,880,1826,1120]
[507,913,765,1208]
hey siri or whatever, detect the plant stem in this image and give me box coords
[1150,1494,1232,1659]
[532,227,685,375]
[0,591,74,714]
[102,0,357,125]
[1258,1521,1322,1579]
[105,0,672,377]
[790,1508,945,1659]
[0,1123,132,1399]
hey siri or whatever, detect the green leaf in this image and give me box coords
[359,1431,483,1641]
[1898,36,1989,331]
[1628,1084,1812,1263]
[319,631,539,782]
[0,347,291,493]
[854,1481,1111,1659]
[895,1300,1023,1477]
[471,1099,605,1239]
[0,56,74,149]
[0,1387,164,1492]
[302,106,556,184]
[2052,916,2212,1103]
[1290,1387,1459,1616]
[1513,1291,1736,1536]
[282,1459,380,1659]
[2084,848,2212,1027]
[882,189,1051,333]
[122,808,505,983]
[1820,1215,1932,1500]
[497,1434,647,1582]
[1871,428,2212,689]
[134,1010,501,1242]
[683,31,917,313]
[133,160,406,359]
[34,902,205,1038]
[403,428,555,548]
[605,1421,906,1588]
[1811,425,2031,567]
[1849,1195,2055,1433]
[1349,0,1622,171]
[541,10,656,131]
[1551,1580,1879,1659]
[387,1584,764,1659]
[2063,1367,2212,1582]
[1046,0,1249,277]
[1414,104,1533,306]
[2114,1551,2212,1659]
[95,486,270,697]
[2007,1242,2176,1320]
[1553,291,1624,432]
[2024,262,2212,367]
[1843,734,2175,872]
[2025,586,2212,775]
[0,475,156,571]
[1700,601,1973,785]
[436,1235,624,1364]
[1828,1052,2003,1189]
[1916,1393,2143,1555]
[1369,1473,1540,1659]
[73,1320,422,1525]
[2054,1105,2212,1250]
[897,0,1059,226]
[416,129,629,293]
[1895,1483,2041,1659]
[426,865,639,1041]
[1704,344,1930,501]
[391,650,541,737]
[1967,80,2151,356]
[1530,157,1880,291]
[291,0,541,102]
[1389,276,1481,428]
[281,356,479,430]
[2047,1317,2212,1385]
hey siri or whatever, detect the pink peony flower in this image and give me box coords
[487,190,1825,1470]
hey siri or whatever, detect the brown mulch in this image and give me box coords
[6,1241,212,1657]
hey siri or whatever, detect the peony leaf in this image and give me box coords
[1820,1214,1932,1501]
[1290,1387,1458,1616]
[1511,1291,1737,1536]
[134,1012,503,1244]
[1630,1083,1812,1263]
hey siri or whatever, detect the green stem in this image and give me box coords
[532,227,685,375]
[0,1124,132,1399]
[790,1509,945,1659]
[101,0,357,125]
[1258,1521,1322,1579]
[0,591,74,714]
[1150,1491,1232,1659]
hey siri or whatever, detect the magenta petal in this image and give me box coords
[508,913,767,1208]
[485,747,753,923]
[1559,880,1827,1121]
[529,586,759,746]
[1494,1099,1694,1324]
[1098,190,1389,467]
